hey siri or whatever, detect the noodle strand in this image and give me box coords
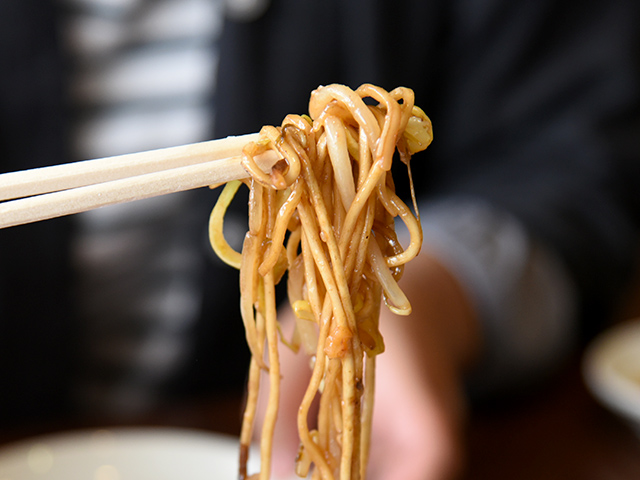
[209,84,433,479]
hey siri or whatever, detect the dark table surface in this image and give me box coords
[465,358,640,480]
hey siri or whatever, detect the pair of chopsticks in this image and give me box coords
[0,133,281,229]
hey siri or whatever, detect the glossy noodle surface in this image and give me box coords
[210,83,432,480]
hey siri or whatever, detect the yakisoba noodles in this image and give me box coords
[209,84,432,479]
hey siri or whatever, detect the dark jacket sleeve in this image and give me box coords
[214,0,640,330]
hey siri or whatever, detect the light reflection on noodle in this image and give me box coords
[209,84,433,480]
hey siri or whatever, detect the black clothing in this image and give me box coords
[215,0,640,331]
[0,0,76,426]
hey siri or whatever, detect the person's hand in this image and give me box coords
[364,302,469,479]
[259,248,480,479]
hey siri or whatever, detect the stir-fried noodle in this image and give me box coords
[209,84,433,479]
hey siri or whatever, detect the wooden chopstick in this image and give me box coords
[0,133,260,202]
[0,135,281,229]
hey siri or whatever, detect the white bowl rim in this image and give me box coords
[583,318,640,427]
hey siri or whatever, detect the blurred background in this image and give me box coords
[1,1,640,479]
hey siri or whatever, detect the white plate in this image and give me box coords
[583,319,640,435]
[0,427,260,480]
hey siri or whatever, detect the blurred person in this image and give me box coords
[213,0,640,478]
